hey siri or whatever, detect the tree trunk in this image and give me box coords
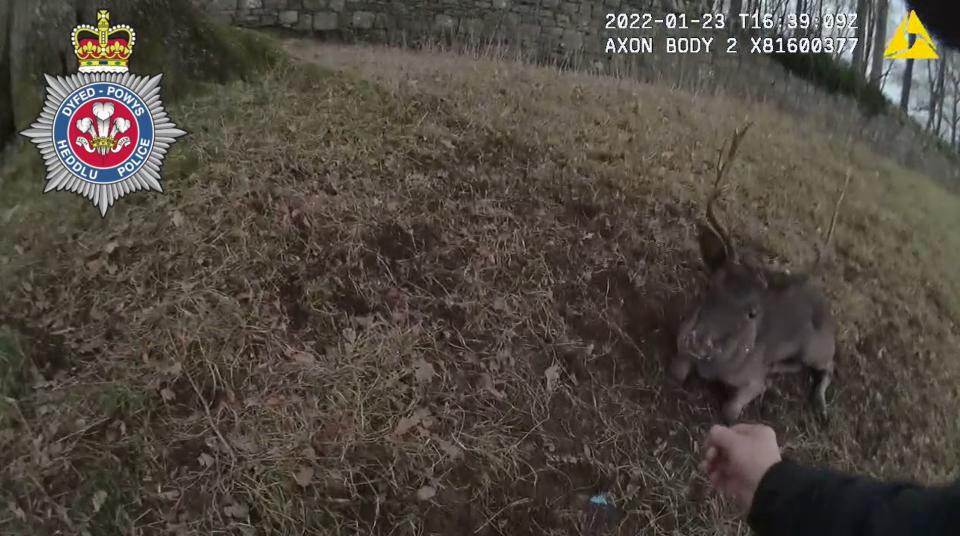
[870,0,888,87]
[1,0,274,148]
[952,91,958,148]
[4,0,77,148]
[816,0,825,38]
[951,55,960,148]
[935,58,946,134]
[863,0,874,76]
[0,0,11,146]
[729,0,744,34]
[927,62,938,131]
[900,34,917,112]
[0,2,15,148]
[852,0,869,75]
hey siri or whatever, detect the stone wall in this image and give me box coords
[203,0,659,62]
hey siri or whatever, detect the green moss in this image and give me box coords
[132,23,283,103]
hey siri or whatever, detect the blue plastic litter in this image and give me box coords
[589,494,609,505]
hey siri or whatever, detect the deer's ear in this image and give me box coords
[698,223,729,272]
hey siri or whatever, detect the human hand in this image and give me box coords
[701,424,782,513]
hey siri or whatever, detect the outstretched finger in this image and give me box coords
[707,465,731,492]
[705,425,740,452]
[731,423,767,436]
[701,446,722,474]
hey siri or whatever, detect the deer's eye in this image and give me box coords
[747,308,758,319]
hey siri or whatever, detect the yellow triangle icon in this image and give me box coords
[884,10,939,59]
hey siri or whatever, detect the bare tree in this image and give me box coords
[880,60,896,92]
[921,58,948,136]
[949,52,960,148]
[900,35,917,112]
[852,0,870,75]
[926,61,939,131]
[863,0,874,75]
[869,0,889,87]
[935,58,947,134]
[728,0,743,33]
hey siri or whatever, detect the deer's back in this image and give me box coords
[758,279,835,364]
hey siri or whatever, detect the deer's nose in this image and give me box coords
[686,329,712,355]
[691,330,706,347]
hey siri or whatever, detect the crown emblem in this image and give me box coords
[72,10,136,73]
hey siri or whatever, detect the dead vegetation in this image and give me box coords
[1,39,959,535]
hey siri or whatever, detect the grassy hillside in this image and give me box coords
[1,39,959,534]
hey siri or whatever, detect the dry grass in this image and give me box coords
[1,38,959,535]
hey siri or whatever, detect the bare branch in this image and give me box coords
[809,168,852,273]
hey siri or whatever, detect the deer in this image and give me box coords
[670,124,850,424]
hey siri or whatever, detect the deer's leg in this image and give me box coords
[722,378,766,424]
[800,332,836,416]
[669,351,693,383]
[809,362,834,416]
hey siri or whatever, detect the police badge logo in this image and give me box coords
[20,9,185,217]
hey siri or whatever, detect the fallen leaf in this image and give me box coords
[294,465,314,488]
[91,490,107,513]
[393,407,431,438]
[412,358,435,383]
[197,453,215,467]
[342,327,357,342]
[419,414,436,429]
[435,437,463,460]
[223,502,249,519]
[544,363,561,393]
[290,351,315,365]
[172,211,185,228]
[393,416,420,437]
[480,373,506,400]
[231,434,258,453]
[103,241,119,254]
[416,485,436,501]
[160,387,176,402]
[6,501,26,521]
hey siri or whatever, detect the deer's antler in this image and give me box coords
[706,122,752,262]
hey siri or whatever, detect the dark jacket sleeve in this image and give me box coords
[747,460,960,536]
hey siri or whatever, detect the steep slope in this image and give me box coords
[1,40,959,535]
